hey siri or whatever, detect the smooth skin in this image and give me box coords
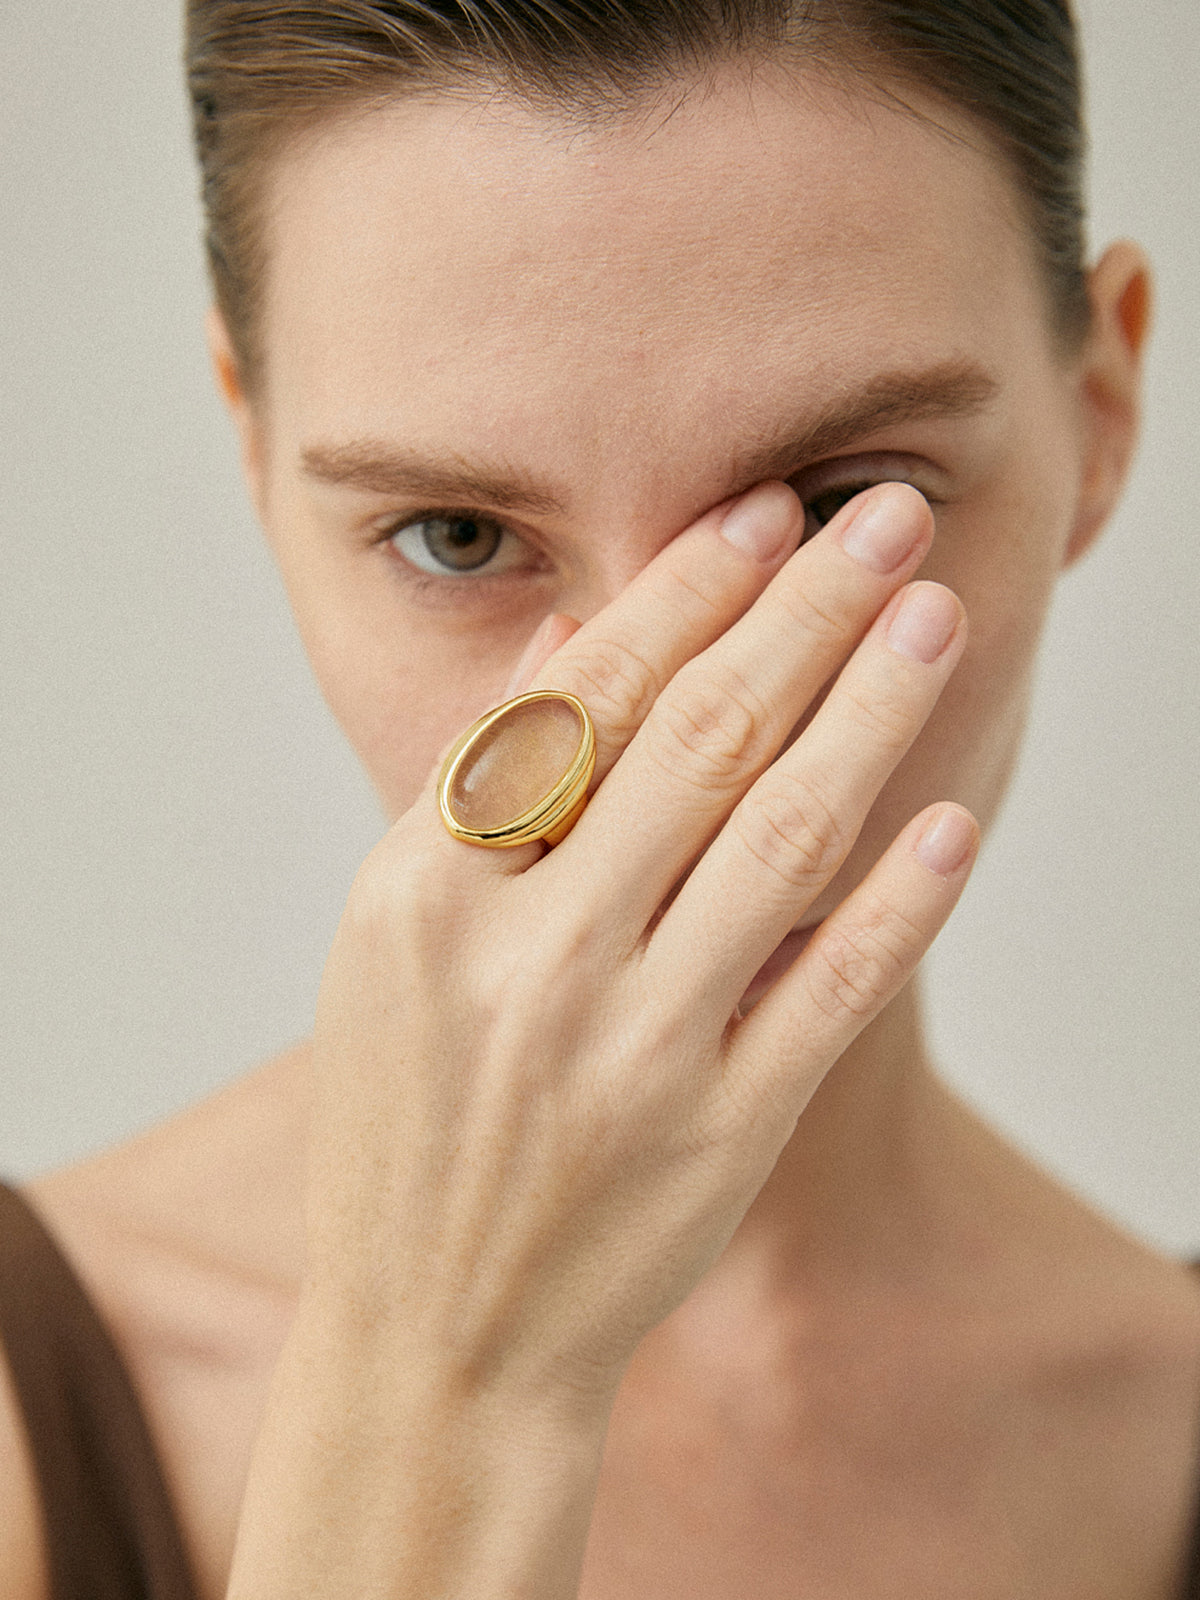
[4,56,1198,1600]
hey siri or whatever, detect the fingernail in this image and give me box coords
[719,482,799,563]
[838,485,928,574]
[915,807,976,876]
[886,583,960,663]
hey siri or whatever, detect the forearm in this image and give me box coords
[226,1298,613,1600]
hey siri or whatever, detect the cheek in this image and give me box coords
[810,562,1051,927]
[311,630,517,819]
[259,490,538,818]
[899,476,1072,822]
[918,623,1037,824]
[924,443,1074,675]
[301,601,534,820]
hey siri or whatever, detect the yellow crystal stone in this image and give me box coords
[448,694,585,832]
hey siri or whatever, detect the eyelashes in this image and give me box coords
[801,481,879,539]
[385,469,927,582]
[388,514,531,578]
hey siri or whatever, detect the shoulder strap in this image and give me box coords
[0,1181,200,1600]
[1185,1517,1200,1600]
[1183,1263,1200,1600]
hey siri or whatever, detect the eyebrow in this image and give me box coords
[300,441,567,516]
[299,359,999,514]
[731,359,1000,486]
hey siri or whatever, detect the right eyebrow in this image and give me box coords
[299,357,1000,518]
[299,442,568,517]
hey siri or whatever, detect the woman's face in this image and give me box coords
[228,62,1131,913]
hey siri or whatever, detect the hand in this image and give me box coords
[306,479,976,1409]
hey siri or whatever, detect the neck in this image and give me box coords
[668,978,1063,1342]
[180,977,1110,1341]
[725,981,947,1279]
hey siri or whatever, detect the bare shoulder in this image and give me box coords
[12,1049,310,1600]
[1005,1211,1200,1598]
[916,1098,1200,1595]
[0,1343,48,1600]
[1090,1255,1200,1596]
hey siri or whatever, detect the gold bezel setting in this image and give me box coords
[437,690,596,848]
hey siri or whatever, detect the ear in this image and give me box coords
[1064,240,1153,567]
[206,305,269,525]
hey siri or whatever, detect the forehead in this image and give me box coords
[261,65,1045,484]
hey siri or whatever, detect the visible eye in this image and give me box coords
[797,460,934,543]
[804,482,877,536]
[388,514,529,577]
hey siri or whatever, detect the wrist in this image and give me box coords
[295,1272,628,1430]
[229,1294,615,1600]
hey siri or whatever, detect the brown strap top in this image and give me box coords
[0,1181,200,1600]
[1,1175,1199,1600]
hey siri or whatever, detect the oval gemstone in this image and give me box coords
[449,696,584,833]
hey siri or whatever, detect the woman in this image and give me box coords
[2,2,1197,1597]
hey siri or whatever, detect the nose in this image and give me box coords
[493,500,712,707]
[555,491,739,622]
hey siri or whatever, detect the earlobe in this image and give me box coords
[1064,240,1153,567]
[205,305,268,523]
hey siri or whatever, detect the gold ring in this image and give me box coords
[438,690,596,848]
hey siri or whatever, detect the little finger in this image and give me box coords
[722,803,979,1118]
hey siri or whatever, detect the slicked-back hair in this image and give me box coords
[186,0,1089,389]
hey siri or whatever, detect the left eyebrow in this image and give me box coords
[730,359,1001,485]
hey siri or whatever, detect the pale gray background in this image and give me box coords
[1,4,1196,1247]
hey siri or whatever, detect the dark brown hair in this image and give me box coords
[186,0,1089,389]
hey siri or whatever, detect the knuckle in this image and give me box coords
[345,833,446,934]
[839,680,915,751]
[804,929,887,1022]
[650,662,767,790]
[804,898,925,1023]
[661,563,726,625]
[777,583,848,646]
[523,903,609,988]
[555,636,661,747]
[734,770,850,893]
[708,1063,795,1152]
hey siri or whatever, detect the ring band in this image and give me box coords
[438,690,596,848]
